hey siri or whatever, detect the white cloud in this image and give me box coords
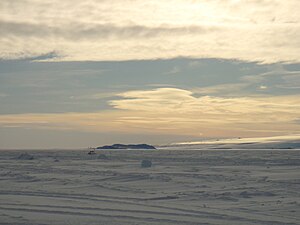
[109,88,300,136]
[259,85,267,90]
[0,0,299,63]
[110,88,300,116]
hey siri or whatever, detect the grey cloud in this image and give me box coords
[29,51,60,61]
[0,21,219,40]
[240,65,300,95]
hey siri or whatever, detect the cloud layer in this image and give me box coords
[110,88,300,122]
[1,0,299,63]
[1,88,299,138]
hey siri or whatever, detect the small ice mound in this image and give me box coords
[17,153,34,160]
[141,159,152,168]
[239,191,252,198]
[239,190,275,198]
[98,154,109,160]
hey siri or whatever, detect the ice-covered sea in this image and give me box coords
[0,149,299,225]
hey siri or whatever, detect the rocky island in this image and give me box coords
[97,144,156,150]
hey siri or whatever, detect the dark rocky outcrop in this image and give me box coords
[97,144,156,150]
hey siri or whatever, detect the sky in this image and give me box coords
[0,0,299,148]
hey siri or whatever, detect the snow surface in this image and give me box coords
[0,149,299,225]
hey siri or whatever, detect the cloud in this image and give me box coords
[241,64,300,93]
[110,88,300,136]
[259,85,268,90]
[0,21,217,39]
[0,88,299,137]
[0,0,299,63]
[110,88,300,115]
[164,66,181,75]
[192,83,249,95]
[188,61,204,68]
[0,111,131,133]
